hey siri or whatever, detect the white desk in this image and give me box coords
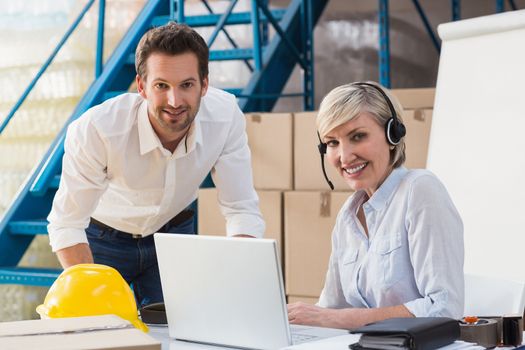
[148,324,356,350]
[149,324,243,349]
[147,325,511,350]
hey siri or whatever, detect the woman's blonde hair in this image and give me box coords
[316,81,406,168]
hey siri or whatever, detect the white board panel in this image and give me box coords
[427,10,525,281]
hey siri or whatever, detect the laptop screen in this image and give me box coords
[154,234,291,349]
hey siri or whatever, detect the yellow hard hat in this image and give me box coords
[36,263,148,332]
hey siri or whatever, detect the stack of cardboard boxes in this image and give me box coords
[198,88,435,305]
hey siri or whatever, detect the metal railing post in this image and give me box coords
[302,0,314,110]
[452,0,461,21]
[496,0,505,12]
[95,0,106,77]
[378,0,391,88]
[177,0,185,23]
[251,0,263,72]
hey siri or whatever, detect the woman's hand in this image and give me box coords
[287,302,414,330]
[287,302,338,328]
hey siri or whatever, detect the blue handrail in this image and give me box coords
[95,0,106,77]
[0,0,97,135]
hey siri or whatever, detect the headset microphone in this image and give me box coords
[317,132,334,190]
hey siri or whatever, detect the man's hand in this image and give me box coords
[56,243,94,269]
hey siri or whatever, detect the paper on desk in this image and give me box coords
[437,341,485,350]
[283,334,361,349]
[283,335,485,350]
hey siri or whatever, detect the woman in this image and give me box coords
[287,82,464,329]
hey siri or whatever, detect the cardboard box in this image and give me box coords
[284,191,351,297]
[0,315,160,350]
[246,113,293,190]
[294,111,349,191]
[198,188,283,258]
[391,88,435,109]
[287,295,319,305]
[403,109,433,169]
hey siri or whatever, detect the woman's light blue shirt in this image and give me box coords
[318,167,464,318]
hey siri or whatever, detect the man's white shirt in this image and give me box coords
[47,87,265,251]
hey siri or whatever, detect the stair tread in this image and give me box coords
[0,266,62,275]
[152,9,286,27]
[210,48,255,61]
[127,47,256,65]
[9,219,48,225]
[0,267,62,286]
[8,219,48,235]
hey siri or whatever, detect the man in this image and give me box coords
[47,22,265,306]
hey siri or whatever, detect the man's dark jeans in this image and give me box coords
[86,216,195,307]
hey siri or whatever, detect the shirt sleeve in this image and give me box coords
[211,100,265,238]
[318,213,353,309]
[403,174,464,318]
[47,115,109,252]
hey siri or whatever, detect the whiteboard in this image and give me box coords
[427,10,525,281]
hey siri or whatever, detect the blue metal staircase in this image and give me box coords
[0,0,328,286]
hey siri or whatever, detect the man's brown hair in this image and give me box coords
[135,22,209,82]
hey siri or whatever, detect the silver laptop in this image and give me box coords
[154,234,347,349]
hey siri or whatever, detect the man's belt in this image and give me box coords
[165,209,194,227]
[89,209,195,238]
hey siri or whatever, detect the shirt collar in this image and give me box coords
[137,100,203,156]
[172,116,202,158]
[189,111,203,150]
[366,166,408,211]
[348,166,408,213]
[138,100,163,155]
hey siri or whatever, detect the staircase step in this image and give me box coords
[210,48,255,61]
[126,47,256,65]
[8,220,48,236]
[0,267,62,286]
[152,9,286,28]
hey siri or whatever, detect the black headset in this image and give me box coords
[317,82,406,190]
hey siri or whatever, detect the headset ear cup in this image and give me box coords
[385,118,406,145]
[395,122,406,141]
[318,142,327,155]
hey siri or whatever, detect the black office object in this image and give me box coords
[349,317,460,350]
[140,302,167,325]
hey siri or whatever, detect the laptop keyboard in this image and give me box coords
[291,332,320,344]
